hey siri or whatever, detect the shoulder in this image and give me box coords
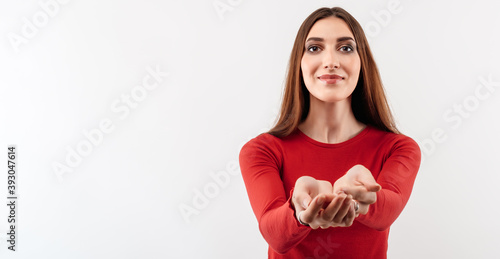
[239,133,287,173]
[239,132,285,155]
[239,132,285,165]
[367,126,421,158]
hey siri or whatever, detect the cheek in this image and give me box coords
[345,57,361,78]
[354,62,361,81]
[301,56,317,77]
[300,58,309,75]
[354,57,361,74]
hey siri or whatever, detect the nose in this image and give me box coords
[323,48,340,70]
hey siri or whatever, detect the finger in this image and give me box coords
[355,172,381,192]
[292,192,313,210]
[341,202,356,227]
[341,185,378,204]
[309,224,320,230]
[344,202,356,227]
[338,185,364,199]
[332,194,352,223]
[302,196,312,209]
[318,193,335,209]
[360,181,381,192]
[301,195,326,224]
[356,202,370,215]
[321,193,346,221]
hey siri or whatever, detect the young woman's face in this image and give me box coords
[301,16,361,104]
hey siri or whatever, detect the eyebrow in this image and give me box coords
[306,36,355,43]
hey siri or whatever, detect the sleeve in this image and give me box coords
[239,135,311,254]
[356,135,421,231]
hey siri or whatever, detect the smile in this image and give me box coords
[318,74,344,84]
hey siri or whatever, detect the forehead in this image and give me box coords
[306,16,354,40]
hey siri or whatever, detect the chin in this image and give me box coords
[308,90,351,103]
[314,95,350,103]
[307,85,355,102]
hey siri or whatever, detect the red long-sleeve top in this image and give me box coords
[239,125,421,258]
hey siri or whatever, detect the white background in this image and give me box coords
[1,0,499,258]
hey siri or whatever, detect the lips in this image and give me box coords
[318,74,343,84]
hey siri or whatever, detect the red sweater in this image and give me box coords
[239,125,421,258]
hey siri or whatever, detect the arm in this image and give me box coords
[356,136,421,231]
[239,135,311,254]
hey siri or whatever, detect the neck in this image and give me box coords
[298,95,365,144]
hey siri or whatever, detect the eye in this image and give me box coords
[306,45,321,53]
[339,45,354,53]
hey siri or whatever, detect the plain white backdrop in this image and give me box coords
[1,0,499,258]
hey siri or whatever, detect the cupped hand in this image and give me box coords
[292,176,356,229]
[333,164,381,215]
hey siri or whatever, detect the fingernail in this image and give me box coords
[317,196,324,204]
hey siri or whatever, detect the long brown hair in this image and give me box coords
[267,7,399,137]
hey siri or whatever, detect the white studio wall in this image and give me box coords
[1,0,499,258]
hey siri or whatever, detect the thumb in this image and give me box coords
[364,182,381,192]
[356,172,381,192]
[292,192,312,210]
[302,196,312,209]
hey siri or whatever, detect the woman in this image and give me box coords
[239,7,421,259]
